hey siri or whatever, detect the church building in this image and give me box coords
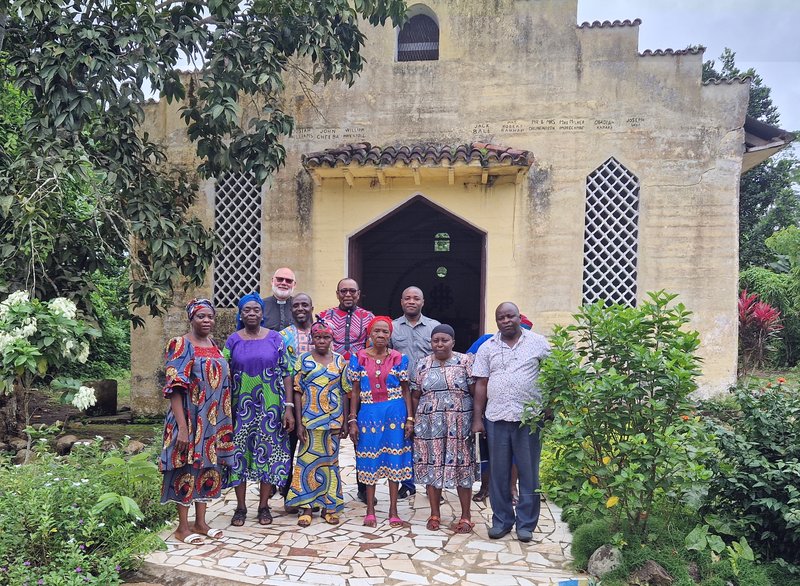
[132,0,794,413]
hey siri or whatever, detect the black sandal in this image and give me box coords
[231,507,247,527]
[257,505,273,525]
[472,486,489,502]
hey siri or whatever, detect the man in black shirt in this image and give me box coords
[263,267,295,331]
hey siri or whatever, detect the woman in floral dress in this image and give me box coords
[412,323,478,534]
[160,298,235,545]
[224,293,295,526]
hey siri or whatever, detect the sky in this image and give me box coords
[577,0,800,132]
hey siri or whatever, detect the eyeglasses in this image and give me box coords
[274,276,294,284]
[338,288,358,295]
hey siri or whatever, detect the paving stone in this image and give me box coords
[146,442,590,585]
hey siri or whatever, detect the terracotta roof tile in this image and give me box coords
[577,19,641,29]
[302,143,534,169]
[639,47,705,57]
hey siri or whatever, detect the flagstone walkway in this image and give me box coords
[145,442,591,586]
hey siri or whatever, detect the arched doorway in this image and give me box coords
[349,196,486,352]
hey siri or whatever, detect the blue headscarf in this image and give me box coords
[236,292,266,330]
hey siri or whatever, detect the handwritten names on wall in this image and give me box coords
[289,117,647,142]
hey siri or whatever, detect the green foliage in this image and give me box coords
[0,437,171,585]
[529,291,713,535]
[703,48,800,271]
[700,381,800,565]
[0,0,406,319]
[570,518,614,569]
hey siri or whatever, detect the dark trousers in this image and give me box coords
[485,420,542,532]
[280,429,298,498]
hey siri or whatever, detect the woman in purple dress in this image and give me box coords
[160,298,235,545]
[224,293,295,526]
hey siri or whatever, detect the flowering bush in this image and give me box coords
[529,291,714,535]
[0,291,98,429]
[0,436,171,585]
[700,379,800,565]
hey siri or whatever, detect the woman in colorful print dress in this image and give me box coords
[412,323,478,534]
[347,316,413,528]
[224,293,295,526]
[286,320,348,526]
[160,298,235,545]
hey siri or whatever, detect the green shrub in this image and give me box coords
[570,518,614,569]
[528,291,714,535]
[701,380,800,565]
[0,436,171,585]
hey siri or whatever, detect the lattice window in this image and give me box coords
[213,173,262,308]
[398,14,439,61]
[582,157,640,306]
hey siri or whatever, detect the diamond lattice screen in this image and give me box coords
[213,173,262,308]
[582,157,640,306]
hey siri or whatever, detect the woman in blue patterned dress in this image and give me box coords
[347,316,414,528]
[223,293,295,526]
[286,320,348,526]
[160,298,235,545]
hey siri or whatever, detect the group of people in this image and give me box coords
[158,267,550,545]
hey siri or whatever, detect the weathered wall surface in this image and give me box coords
[134,0,749,413]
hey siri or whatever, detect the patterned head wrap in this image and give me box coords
[366,316,393,337]
[236,292,266,330]
[520,314,533,330]
[186,298,215,320]
[311,316,334,336]
[431,323,455,339]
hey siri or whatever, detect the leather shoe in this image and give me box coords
[488,525,512,539]
[356,490,378,506]
[398,485,416,499]
[516,529,533,542]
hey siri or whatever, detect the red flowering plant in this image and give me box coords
[738,290,783,374]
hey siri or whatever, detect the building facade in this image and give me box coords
[133,0,787,413]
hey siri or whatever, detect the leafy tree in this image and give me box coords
[703,48,800,270]
[0,0,406,320]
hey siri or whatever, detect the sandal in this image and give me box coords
[231,507,247,527]
[389,516,405,528]
[426,515,440,531]
[257,506,273,525]
[472,486,489,502]
[297,511,313,527]
[323,511,340,525]
[451,518,475,534]
[363,514,377,527]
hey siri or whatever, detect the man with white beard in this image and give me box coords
[263,267,296,331]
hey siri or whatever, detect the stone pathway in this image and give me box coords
[144,442,592,585]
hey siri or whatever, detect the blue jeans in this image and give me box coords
[485,420,542,532]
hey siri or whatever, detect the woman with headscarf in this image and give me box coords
[223,292,295,526]
[412,324,478,534]
[285,319,348,526]
[347,316,413,528]
[159,298,235,544]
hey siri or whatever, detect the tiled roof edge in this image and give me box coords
[302,142,535,169]
[702,76,753,85]
[640,46,705,57]
[577,18,641,29]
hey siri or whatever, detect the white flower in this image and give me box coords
[64,339,76,353]
[76,342,90,364]
[48,297,77,320]
[13,317,37,339]
[3,291,30,306]
[0,331,15,353]
[71,386,97,411]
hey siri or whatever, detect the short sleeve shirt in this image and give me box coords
[391,313,441,384]
[472,330,550,422]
